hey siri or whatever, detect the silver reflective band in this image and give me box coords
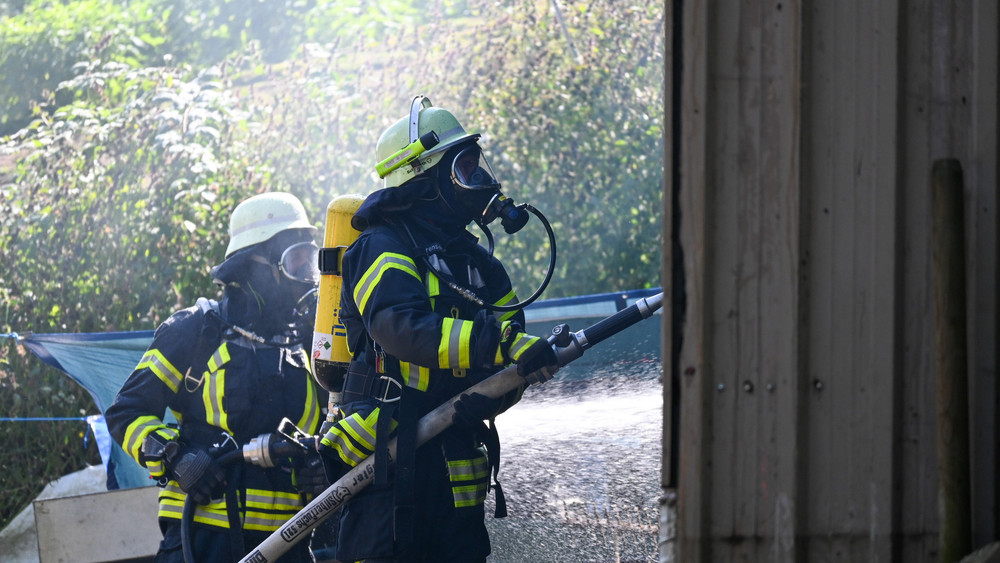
[279,241,320,284]
[451,146,500,191]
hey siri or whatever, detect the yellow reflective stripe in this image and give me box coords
[438,318,473,369]
[158,484,304,531]
[245,488,304,511]
[192,510,230,526]
[495,320,512,365]
[123,415,164,461]
[399,362,430,391]
[458,320,473,367]
[160,484,302,509]
[447,452,489,507]
[137,349,183,393]
[450,468,489,482]
[295,374,320,432]
[160,482,222,503]
[494,289,516,307]
[452,483,488,507]
[159,484,229,524]
[345,410,379,450]
[496,309,518,323]
[206,342,230,372]
[439,318,453,367]
[447,455,490,481]
[493,290,518,322]
[427,271,439,309]
[202,344,229,431]
[507,333,541,362]
[354,253,420,314]
[426,271,440,298]
[244,512,295,532]
[147,459,166,477]
[245,491,308,531]
[321,409,379,467]
[202,367,228,432]
[158,500,232,527]
[400,362,411,387]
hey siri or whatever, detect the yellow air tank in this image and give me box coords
[312,194,365,407]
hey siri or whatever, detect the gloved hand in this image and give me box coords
[164,442,226,505]
[316,430,352,484]
[293,452,330,496]
[452,392,504,426]
[497,321,559,379]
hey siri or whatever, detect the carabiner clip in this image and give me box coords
[378,375,403,403]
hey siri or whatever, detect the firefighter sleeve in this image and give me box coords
[104,305,203,478]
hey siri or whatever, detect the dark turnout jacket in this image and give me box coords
[321,194,524,562]
[105,298,323,532]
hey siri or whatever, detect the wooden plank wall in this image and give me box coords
[668,0,999,561]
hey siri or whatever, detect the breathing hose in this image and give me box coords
[421,203,557,314]
[480,203,557,313]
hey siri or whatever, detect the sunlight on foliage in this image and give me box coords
[0,0,663,529]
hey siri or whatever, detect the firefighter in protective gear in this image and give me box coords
[105,192,327,563]
[318,98,558,562]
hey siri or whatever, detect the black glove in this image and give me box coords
[498,321,559,379]
[452,392,504,426]
[293,452,330,496]
[164,442,226,505]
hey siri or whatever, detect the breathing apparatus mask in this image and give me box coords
[211,230,319,342]
[449,144,529,234]
[278,241,321,286]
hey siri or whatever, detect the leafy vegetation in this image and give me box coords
[0,0,663,530]
[1,0,159,134]
[468,1,664,295]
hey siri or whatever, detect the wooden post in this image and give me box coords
[931,158,972,563]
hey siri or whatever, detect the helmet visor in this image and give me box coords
[451,146,501,191]
[279,241,320,284]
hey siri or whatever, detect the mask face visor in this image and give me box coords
[279,241,320,284]
[451,145,501,191]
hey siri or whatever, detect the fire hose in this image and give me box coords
[237,290,664,563]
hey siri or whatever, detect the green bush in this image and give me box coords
[0,0,165,135]
[462,0,664,297]
[0,0,436,136]
[0,62,277,529]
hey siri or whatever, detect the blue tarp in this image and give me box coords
[15,287,662,490]
[21,330,155,414]
[20,330,158,490]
